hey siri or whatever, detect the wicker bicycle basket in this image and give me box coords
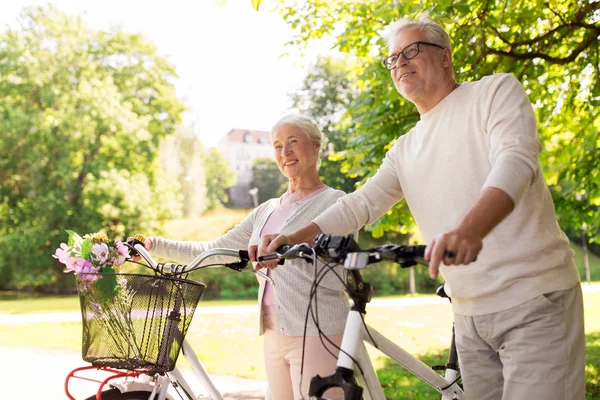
[76,273,205,373]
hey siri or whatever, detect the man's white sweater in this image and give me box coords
[314,73,579,316]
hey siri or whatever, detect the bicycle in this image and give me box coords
[64,235,273,400]
[258,233,464,400]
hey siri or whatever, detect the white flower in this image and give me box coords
[90,242,110,265]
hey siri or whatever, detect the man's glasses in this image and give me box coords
[382,41,445,70]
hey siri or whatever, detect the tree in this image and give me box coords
[250,158,287,204]
[160,126,208,218]
[276,0,600,241]
[0,5,186,290]
[290,56,362,194]
[201,148,237,210]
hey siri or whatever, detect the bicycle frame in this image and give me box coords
[99,338,224,400]
[301,236,464,400]
[322,311,464,400]
[309,302,463,400]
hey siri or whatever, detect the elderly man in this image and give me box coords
[259,16,585,400]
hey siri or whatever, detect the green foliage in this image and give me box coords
[250,157,287,204]
[0,5,186,290]
[587,332,600,398]
[190,267,259,300]
[290,56,362,194]
[160,126,208,218]
[277,0,600,242]
[201,148,237,210]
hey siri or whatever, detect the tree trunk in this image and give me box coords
[582,230,591,283]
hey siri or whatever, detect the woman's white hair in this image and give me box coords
[270,113,325,168]
[386,14,451,51]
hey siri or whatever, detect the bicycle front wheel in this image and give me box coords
[83,389,155,400]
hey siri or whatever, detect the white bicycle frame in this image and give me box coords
[301,244,464,400]
[109,339,224,400]
[329,310,464,400]
[103,245,271,400]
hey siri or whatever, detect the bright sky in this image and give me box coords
[0,0,325,147]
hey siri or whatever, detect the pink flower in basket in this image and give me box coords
[53,243,70,264]
[53,230,130,276]
[66,257,98,274]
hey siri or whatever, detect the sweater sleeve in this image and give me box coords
[313,148,404,235]
[482,74,542,205]
[149,208,257,265]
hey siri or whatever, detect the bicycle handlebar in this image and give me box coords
[124,236,274,285]
[257,234,428,270]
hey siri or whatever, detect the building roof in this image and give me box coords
[221,128,271,144]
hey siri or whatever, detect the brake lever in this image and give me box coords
[252,269,275,286]
[224,261,248,271]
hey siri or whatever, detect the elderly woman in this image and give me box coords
[138,114,347,400]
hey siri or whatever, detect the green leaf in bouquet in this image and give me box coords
[66,229,83,248]
[96,266,118,302]
[81,238,92,260]
[102,264,116,274]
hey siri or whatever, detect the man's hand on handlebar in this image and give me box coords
[425,228,482,279]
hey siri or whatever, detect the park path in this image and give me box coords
[3,345,267,399]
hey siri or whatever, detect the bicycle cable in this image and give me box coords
[297,253,368,399]
[440,375,462,391]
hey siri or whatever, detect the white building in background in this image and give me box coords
[217,128,272,208]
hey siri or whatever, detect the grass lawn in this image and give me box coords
[3,290,600,398]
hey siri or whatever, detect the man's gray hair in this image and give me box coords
[386,15,451,51]
[271,113,324,168]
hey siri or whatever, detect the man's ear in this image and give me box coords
[442,48,452,68]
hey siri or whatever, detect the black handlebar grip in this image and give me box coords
[414,245,427,258]
[239,250,249,260]
[443,250,477,262]
[258,253,279,261]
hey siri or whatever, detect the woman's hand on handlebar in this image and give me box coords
[249,242,277,270]
[126,236,153,261]
[247,244,269,268]
[252,233,290,270]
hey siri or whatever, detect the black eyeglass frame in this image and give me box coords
[382,41,445,70]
